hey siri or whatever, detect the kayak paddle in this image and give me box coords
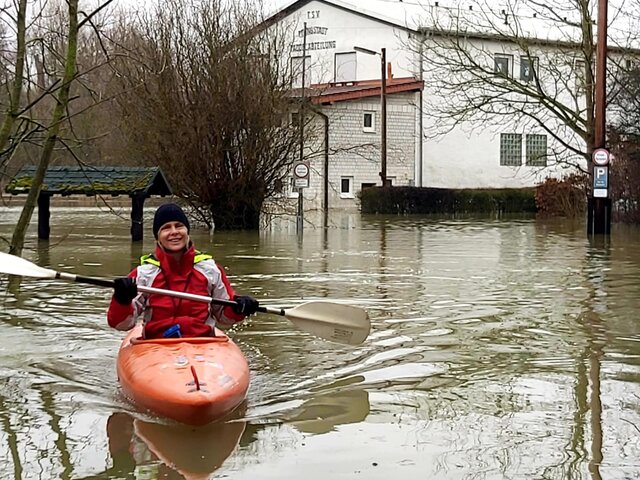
[0,252,370,345]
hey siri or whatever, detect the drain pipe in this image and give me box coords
[312,109,330,219]
[320,111,329,216]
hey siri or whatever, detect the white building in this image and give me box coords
[263,0,638,210]
[280,77,423,211]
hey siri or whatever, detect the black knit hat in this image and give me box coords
[153,203,190,239]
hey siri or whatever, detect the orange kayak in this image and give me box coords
[117,324,250,426]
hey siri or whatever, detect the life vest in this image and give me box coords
[140,251,212,266]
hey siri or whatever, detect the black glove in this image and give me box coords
[232,295,259,316]
[113,277,137,305]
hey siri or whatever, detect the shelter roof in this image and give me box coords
[5,166,172,197]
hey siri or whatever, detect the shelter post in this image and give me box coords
[131,195,145,242]
[37,192,51,240]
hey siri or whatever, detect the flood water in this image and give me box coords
[1,206,639,480]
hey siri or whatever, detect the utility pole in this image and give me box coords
[354,45,388,187]
[587,0,612,235]
[297,23,307,234]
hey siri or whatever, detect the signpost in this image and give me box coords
[588,147,612,235]
[294,160,309,233]
[294,161,310,188]
[592,148,610,166]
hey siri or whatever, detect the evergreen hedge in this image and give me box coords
[360,187,537,215]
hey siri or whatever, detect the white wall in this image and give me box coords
[276,1,417,85]
[269,0,588,192]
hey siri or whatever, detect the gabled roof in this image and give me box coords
[5,166,173,197]
[265,0,640,52]
[291,76,424,104]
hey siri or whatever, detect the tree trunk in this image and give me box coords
[9,0,79,256]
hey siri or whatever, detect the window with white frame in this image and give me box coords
[500,133,522,166]
[494,54,513,77]
[526,134,547,166]
[363,112,375,132]
[335,52,357,82]
[340,176,354,198]
[287,176,299,198]
[520,56,538,82]
[291,55,311,87]
[575,59,587,93]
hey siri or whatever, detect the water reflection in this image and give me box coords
[83,410,246,480]
[1,208,640,478]
[288,389,369,435]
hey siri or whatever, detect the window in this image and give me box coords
[291,55,311,87]
[494,54,513,77]
[287,176,299,198]
[500,133,522,166]
[290,111,300,125]
[335,52,357,82]
[363,112,375,132]
[340,176,354,198]
[520,56,538,82]
[526,134,547,166]
[575,59,587,93]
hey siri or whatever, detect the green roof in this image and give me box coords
[5,166,173,196]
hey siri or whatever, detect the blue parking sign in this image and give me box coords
[594,166,608,189]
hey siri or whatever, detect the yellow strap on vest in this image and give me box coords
[140,251,212,266]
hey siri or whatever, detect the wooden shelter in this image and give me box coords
[5,166,173,242]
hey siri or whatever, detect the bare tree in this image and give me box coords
[112,0,304,230]
[609,65,640,221]
[7,0,117,256]
[0,0,27,161]
[409,0,639,169]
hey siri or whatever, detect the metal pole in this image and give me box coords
[297,22,307,234]
[380,47,387,187]
[594,1,606,149]
[588,0,611,236]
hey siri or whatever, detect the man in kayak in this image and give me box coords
[107,203,259,338]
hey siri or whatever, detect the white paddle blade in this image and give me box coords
[0,252,58,279]
[284,301,371,346]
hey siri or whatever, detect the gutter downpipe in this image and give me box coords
[313,109,330,226]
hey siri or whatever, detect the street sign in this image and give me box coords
[593,189,608,198]
[593,167,609,192]
[294,162,309,178]
[592,148,610,166]
[293,161,310,189]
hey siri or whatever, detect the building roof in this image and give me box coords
[5,166,173,197]
[291,76,424,104]
[266,0,638,51]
